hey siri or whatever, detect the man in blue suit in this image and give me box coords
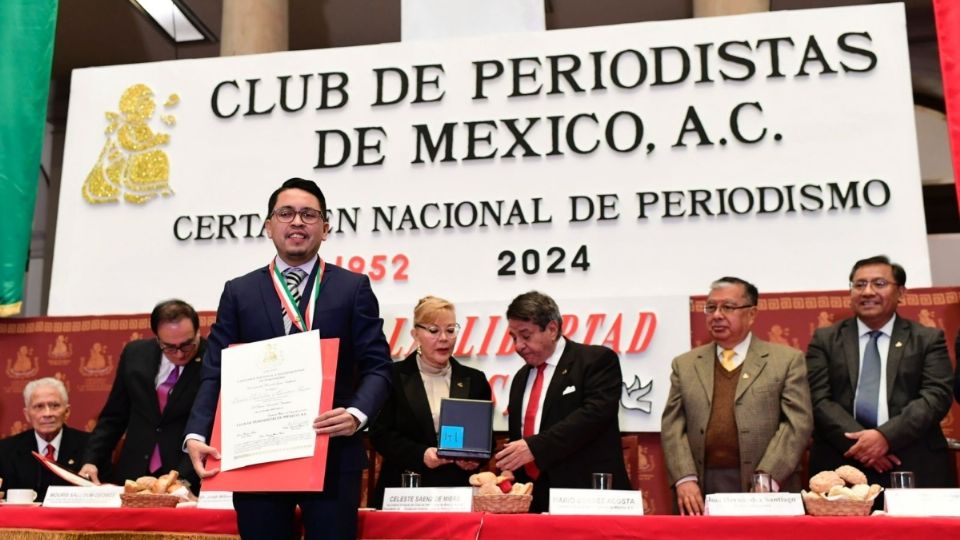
[183,178,392,539]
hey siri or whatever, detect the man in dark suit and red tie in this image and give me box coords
[806,255,956,490]
[495,291,630,512]
[183,178,392,540]
[0,377,89,501]
[78,299,204,490]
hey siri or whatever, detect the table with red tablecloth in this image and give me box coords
[357,511,960,540]
[3,506,960,539]
[0,506,239,539]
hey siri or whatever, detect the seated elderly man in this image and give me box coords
[0,377,91,500]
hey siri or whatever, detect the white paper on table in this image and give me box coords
[220,330,322,471]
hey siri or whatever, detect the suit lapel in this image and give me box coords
[167,345,203,417]
[694,346,716,406]
[509,364,531,436]
[735,339,768,400]
[57,428,80,469]
[258,266,286,337]
[541,343,575,424]
[399,357,438,439]
[449,359,471,399]
[144,344,163,418]
[300,258,322,318]
[841,319,861,394]
[886,316,909,400]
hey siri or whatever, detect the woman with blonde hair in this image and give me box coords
[370,296,491,508]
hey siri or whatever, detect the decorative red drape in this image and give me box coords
[934,0,960,211]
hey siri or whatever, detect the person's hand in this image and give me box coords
[78,463,101,484]
[454,459,481,471]
[844,429,890,463]
[186,439,221,479]
[313,408,360,437]
[494,440,535,472]
[423,447,452,469]
[863,453,901,473]
[676,481,704,516]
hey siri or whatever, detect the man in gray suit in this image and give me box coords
[807,255,955,489]
[662,277,813,515]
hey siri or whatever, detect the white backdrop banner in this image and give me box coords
[382,295,689,431]
[52,3,927,316]
[49,4,930,315]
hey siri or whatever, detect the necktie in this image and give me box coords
[522,363,547,480]
[150,366,180,473]
[855,330,882,429]
[720,349,736,371]
[283,267,306,334]
[44,443,55,461]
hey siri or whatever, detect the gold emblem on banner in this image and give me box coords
[79,343,113,376]
[5,345,39,379]
[636,444,654,473]
[816,311,834,328]
[47,334,74,366]
[49,334,72,358]
[9,420,27,436]
[82,83,179,205]
[917,308,943,329]
[766,324,799,349]
[641,490,655,515]
[53,371,71,394]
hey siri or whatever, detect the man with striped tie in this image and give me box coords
[807,256,956,492]
[184,178,392,540]
[78,299,205,491]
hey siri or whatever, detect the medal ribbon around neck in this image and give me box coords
[269,257,325,333]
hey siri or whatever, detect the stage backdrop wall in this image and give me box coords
[3,287,957,514]
[50,3,930,317]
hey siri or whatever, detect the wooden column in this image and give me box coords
[221,0,289,56]
[693,0,769,17]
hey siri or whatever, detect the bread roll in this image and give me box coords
[834,465,868,486]
[809,470,844,494]
[478,483,502,496]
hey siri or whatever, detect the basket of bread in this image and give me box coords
[802,465,882,516]
[120,471,190,508]
[470,471,533,513]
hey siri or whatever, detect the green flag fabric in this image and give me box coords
[0,0,58,316]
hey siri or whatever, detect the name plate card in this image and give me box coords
[43,486,123,508]
[885,489,960,516]
[705,493,804,516]
[197,491,235,510]
[382,487,473,512]
[549,489,644,515]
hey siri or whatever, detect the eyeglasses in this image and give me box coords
[850,278,897,292]
[703,304,755,315]
[271,206,324,224]
[158,337,198,355]
[415,323,460,339]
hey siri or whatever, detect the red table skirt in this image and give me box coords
[0,507,238,539]
[4,507,959,540]
[358,512,960,540]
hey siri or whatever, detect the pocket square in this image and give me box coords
[562,385,576,395]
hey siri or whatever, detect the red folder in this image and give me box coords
[201,338,339,492]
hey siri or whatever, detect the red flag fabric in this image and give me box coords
[934,0,960,212]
